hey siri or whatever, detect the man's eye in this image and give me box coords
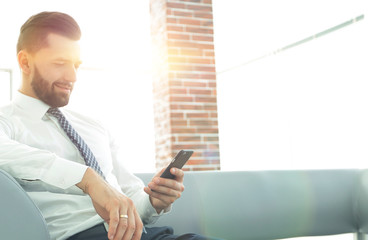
[55,62,65,66]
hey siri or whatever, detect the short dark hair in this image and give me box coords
[16,11,81,54]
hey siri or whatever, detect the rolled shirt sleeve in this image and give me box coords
[0,122,87,190]
[41,155,88,189]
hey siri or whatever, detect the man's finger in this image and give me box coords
[147,186,180,204]
[108,208,119,240]
[153,177,184,193]
[132,209,143,240]
[149,183,180,197]
[120,209,135,240]
[170,168,184,181]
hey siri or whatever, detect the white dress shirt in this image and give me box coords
[0,92,163,240]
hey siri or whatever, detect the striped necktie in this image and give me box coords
[47,108,105,178]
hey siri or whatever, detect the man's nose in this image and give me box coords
[65,65,77,83]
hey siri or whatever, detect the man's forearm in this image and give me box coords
[77,167,104,194]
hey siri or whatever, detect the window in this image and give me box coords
[213,0,367,171]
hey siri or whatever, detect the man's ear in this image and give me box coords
[17,50,32,75]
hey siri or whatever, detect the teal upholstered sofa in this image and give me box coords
[2,169,368,240]
[138,170,368,240]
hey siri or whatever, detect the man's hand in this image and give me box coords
[77,168,143,240]
[144,167,185,213]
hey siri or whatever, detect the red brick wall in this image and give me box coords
[150,0,220,171]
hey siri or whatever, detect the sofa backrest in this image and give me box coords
[1,168,367,240]
[137,170,363,239]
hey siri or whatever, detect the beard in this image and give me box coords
[31,66,73,108]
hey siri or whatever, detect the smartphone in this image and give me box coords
[160,150,193,179]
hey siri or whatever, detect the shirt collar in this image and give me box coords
[13,92,52,120]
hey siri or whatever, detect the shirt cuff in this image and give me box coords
[41,155,88,189]
[136,193,172,225]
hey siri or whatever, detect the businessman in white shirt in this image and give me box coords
[0,11,213,240]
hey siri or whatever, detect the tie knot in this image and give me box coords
[47,108,62,119]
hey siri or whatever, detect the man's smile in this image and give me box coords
[54,82,72,93]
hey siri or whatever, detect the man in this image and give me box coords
[0,12,211,240]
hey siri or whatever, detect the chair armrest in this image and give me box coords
[0,169,50,240]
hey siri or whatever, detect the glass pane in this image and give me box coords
[218,19,368,170]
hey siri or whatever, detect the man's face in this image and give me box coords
[26,33,81,107]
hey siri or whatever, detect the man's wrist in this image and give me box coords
[149,196,167,214]
[76,167,96,194]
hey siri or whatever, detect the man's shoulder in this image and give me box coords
[0,102,15,134]
[0,102,15,118]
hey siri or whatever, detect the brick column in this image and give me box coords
[150,0,220,171]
